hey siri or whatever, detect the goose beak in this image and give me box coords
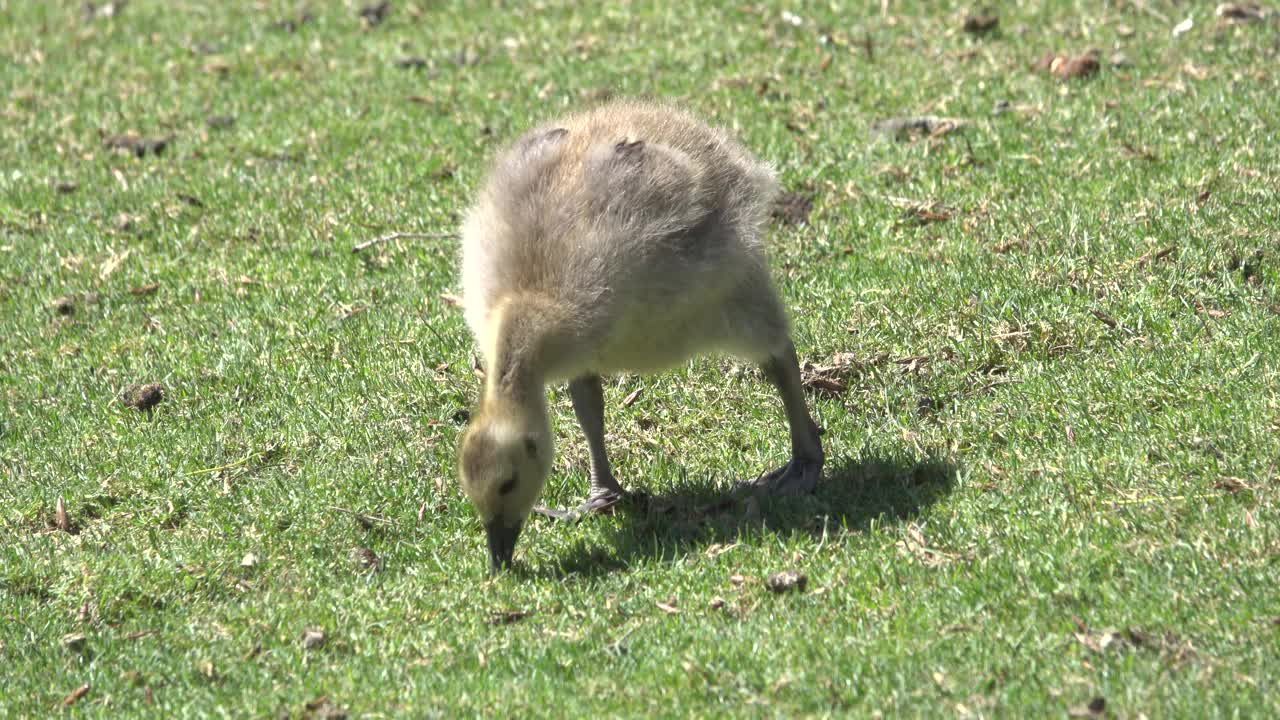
[485,517,523,574]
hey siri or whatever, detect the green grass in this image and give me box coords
[2,0,1278,716]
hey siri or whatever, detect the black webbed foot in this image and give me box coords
[735,457,822,496]
[533,487,629,522]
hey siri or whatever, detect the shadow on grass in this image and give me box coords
[530,452,957,579]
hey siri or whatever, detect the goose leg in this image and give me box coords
[533,374,627,521]
[741,340,824,495]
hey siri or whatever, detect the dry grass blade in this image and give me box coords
[61,633,87,652]
[1121,142,1158,161]
[800,352,881,395]
[886,196,956,223]
[328,506,393,528]
[655,599,681,615]
[352,231,456,254]
[1214,476,1252,493]
[1134,245,1178,267]
[873,116,971,141]
[895,524,963,567]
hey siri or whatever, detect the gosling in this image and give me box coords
[457,99,825,573]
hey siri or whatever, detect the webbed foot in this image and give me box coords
[533,487,627,522]
[736,457,822,496]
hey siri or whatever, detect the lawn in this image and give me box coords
[2,1,1278,717]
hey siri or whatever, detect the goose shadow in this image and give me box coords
[528,451,958,579]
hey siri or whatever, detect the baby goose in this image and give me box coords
[458,99,824,573]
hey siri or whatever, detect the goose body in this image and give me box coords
[457,99,824,572]
[461,100,787,376]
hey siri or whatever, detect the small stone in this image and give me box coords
[240,552,259,568]
[301,628,325,650]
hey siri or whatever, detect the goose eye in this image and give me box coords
[498,473,518,495]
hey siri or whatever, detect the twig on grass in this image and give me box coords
[1090,310,1119,329]
[352,231,456,254]
[184,449,274,477]
[1135,245,1177,268]
[1128,0,1169,23]
[968,377,1022,396]
[1103,494,1207,507]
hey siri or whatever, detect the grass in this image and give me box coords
[2,0,1278,716]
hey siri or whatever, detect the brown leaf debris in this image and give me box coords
[349,547,381,571]
[800,352,883,395]
[895,524,962,567]
[1036,51,1101,80]
[301,628,325,650]
[765,570,808,593]
[54,497,73,533]
[61,684,91,707]
[120,383,165,411]
[1067,697,1106,718]
[104,133,172,157]
[487,610,532,626]
[771,191,814,226]
[1216,3,1270,23]
[963,11,999,35]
